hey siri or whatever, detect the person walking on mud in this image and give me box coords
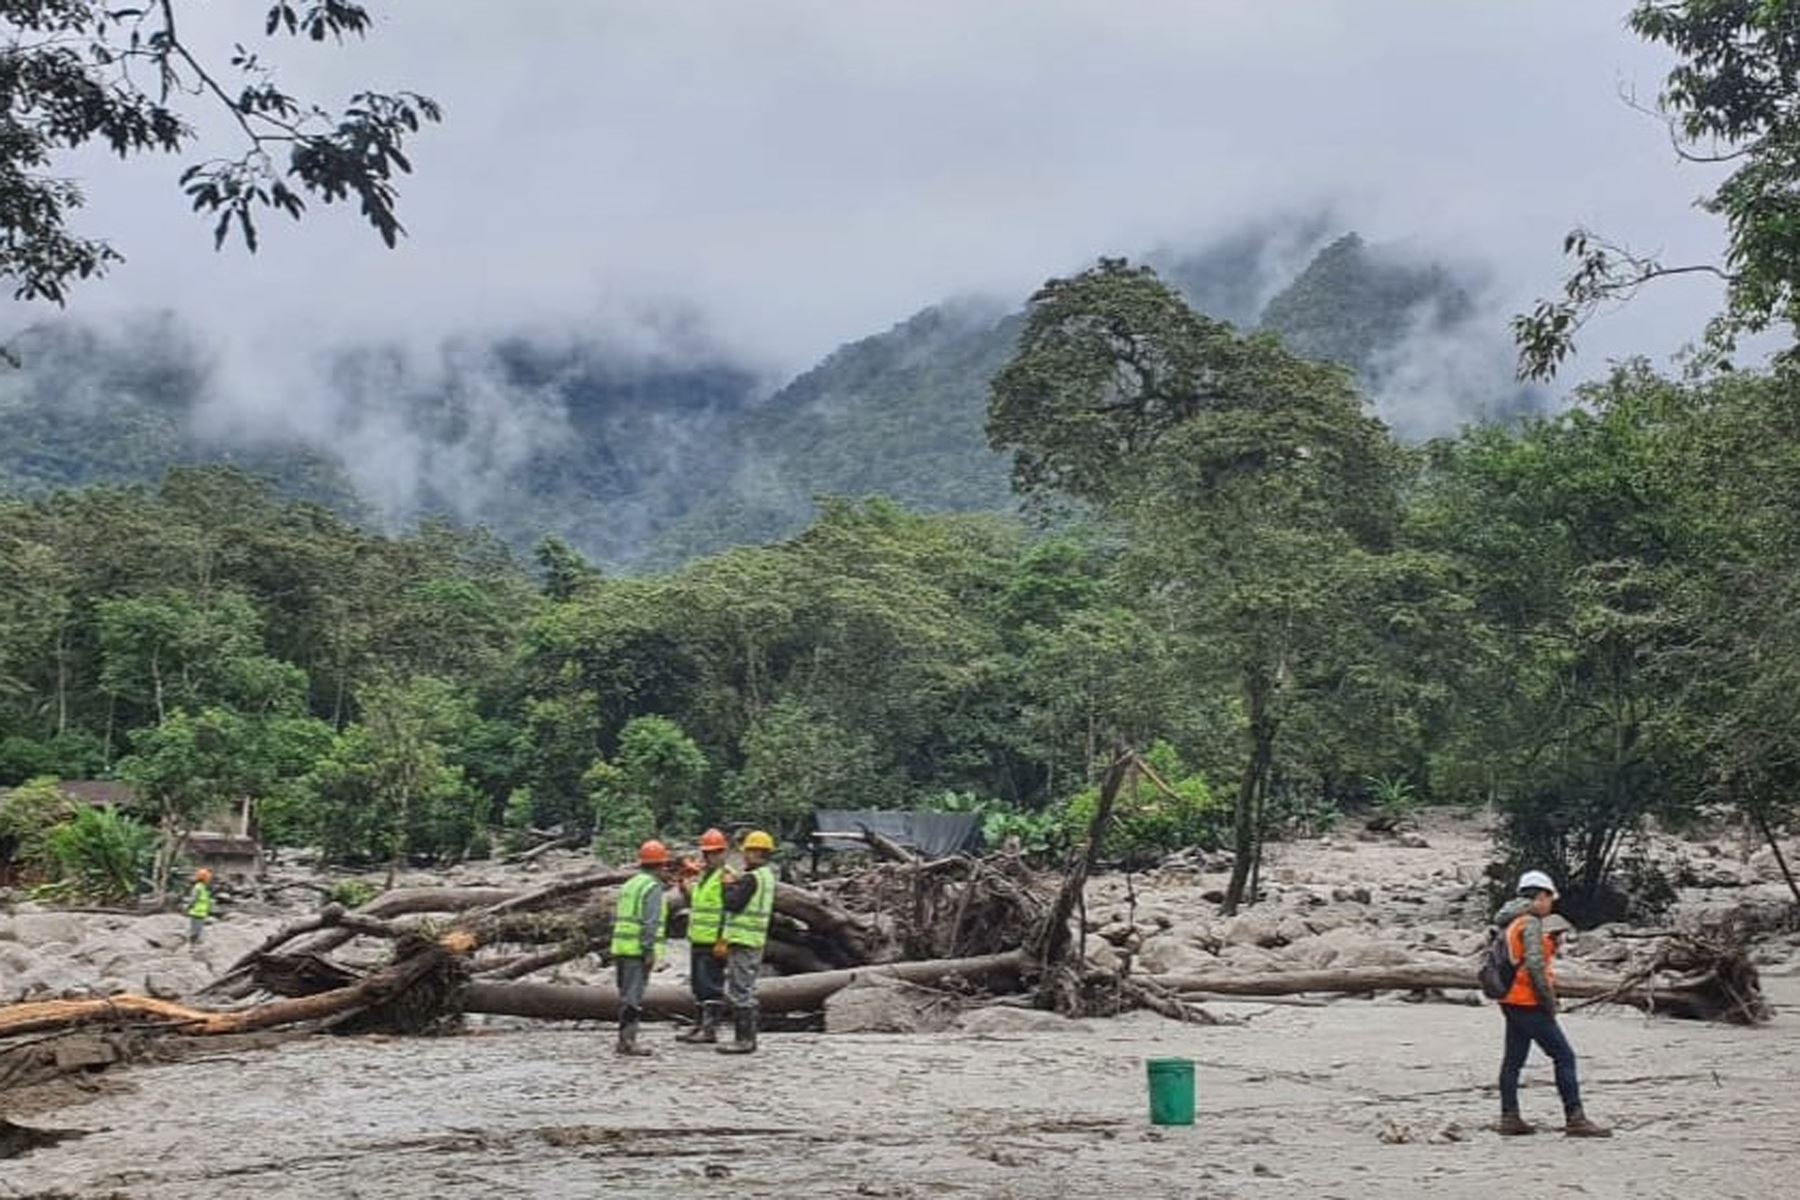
[1493,870,1611,1137]
[717,829,778,1055]
[611,840,673,1057]
[184,868,214,947]
[675,828,732,1044]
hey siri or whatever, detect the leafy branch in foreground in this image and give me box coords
[0,1,440,304]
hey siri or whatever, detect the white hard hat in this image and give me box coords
[1517,869,1558,896]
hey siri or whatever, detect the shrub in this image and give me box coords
[921,791,1068,859]
[327,878,380,909]
[0,776,74,874]
[1062,742,1227,864]
[38,807,156,902]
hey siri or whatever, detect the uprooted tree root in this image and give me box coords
[1572,912,1775,1025]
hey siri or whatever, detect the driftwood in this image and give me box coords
[1150,957,1769,1024]
[0,932,475,1039]
[501,832,584,866]
[463,950,1033,1021]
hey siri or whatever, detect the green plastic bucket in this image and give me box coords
[1146,1057,1196,1126]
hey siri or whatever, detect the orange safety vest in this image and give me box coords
[1502,914,1557,1008]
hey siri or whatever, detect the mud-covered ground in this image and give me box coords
[4,813,1798,1199]
[6,978,1797,1200]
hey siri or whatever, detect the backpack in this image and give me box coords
[1477,923,1518,1000]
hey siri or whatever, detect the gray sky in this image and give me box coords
[51,0,1726,386]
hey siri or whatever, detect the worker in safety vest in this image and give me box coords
[611,840,672,1057]
[675,827,732,1044]
[185,868,214,947]
[716,829,777,1054]
[1494,870,1611,1137]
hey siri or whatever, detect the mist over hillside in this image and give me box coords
[0,220,1540,567]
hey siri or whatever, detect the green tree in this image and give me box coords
[1,1,440,306]
[294,676,481,876]
[1517,2,1800,377]
[722,698,897,838]
[1408,368,1705,918]
[120,704,330,898]
[991,259,1400,912]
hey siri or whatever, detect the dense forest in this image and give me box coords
[5,253,1799,917]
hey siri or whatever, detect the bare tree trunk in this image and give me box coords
[150,649,165,724]
[1749,800,1800,907]
[1224,675,1272,915]
[1034,748,1130,969]
[54,626,68,737]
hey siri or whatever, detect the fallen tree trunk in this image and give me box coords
[1150,961,1767,1023]
[287,887,516,958]
[463,949,1033,1022]
[0,941,462,1039]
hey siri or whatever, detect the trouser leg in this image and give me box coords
[1498,1006,1532,1114]
[615,957,650,1053]
[725,945,762,1015]
[1530,1014,1583,1116]
[678,947,726,1042]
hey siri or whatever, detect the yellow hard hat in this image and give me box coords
[742,830,775,853]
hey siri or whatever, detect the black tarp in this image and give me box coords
[811,810,984,859]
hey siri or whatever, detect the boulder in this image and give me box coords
[3,912,87,946]
[143,963,210,1000]
[1274,916,1313,946]
[824,975,957,1034]
[1749,845,1797,885]
[1136,938,1216,977]
[1219,912,1286,949]
[134,913,192,950]
[1216,944,1288,972]
[1282,926,1414,971]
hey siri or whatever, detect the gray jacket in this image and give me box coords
[1494,897,1554,1011]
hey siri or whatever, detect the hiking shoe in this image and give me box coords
[1563,1112,1612,1138]
[1497,1113,1538,1136]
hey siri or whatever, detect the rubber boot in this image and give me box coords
[677,1001,722,1044]
[716,1007,758,1055]
[1497,1113,1537,1136]
[615,1017,653,1057]
[1563,1111,1612,1138]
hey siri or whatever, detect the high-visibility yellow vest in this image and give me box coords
[187,882,213,920]
[688,869,725,945]
[610,872,668,958]
[724,865,776,950]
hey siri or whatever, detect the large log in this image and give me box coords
[289,886,517,957]
[0,940,461,1038]
[1149,963,1758,1022]
[462,949,1033,1021]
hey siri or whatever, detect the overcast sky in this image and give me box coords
[45,0,1726,386]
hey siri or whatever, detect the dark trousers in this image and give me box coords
[1499,1004,1582,1115]
[615,956,648,1024]
[690,945,725,1003]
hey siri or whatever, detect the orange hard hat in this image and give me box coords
[638,839,670,867]
[194,868,213,883]
[698,828,728,852]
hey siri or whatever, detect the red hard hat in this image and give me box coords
[638,839,670,866]
[698,828,728,852]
